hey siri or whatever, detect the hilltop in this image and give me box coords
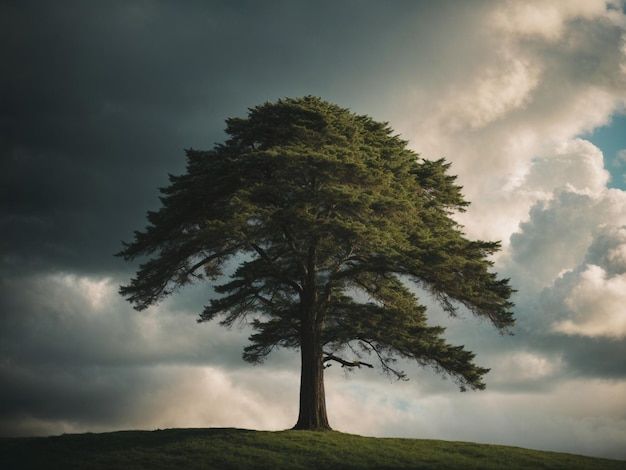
[1,428,624,469]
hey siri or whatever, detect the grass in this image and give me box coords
[1,428,624,470]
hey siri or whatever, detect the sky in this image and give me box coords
[1,0,626,460]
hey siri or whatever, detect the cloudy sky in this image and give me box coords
[2,0,626,460]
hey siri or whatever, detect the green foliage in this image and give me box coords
[118,96,515,391]
[2,429,623,470]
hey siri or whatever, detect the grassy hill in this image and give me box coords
[1,428,624,470]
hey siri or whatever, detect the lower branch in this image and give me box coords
[323,352,373,369]
[356,338,408,381]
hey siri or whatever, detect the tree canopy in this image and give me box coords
[117,96,515,430]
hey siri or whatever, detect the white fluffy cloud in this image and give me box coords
[553,264,626,338]
[490,0,618,41]
[431,54,541,132]
[524,139,610,195]
[508,189,626,291]
[541,225,626,339]
[393,0,626,247]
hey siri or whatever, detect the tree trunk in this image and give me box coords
[293,293,331,430]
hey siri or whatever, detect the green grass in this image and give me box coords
[1,428,624,470]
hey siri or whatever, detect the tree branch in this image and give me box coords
[322,352,373,369]
[356,338,407,381]
[184,249,233,279]
[249,242,303,294]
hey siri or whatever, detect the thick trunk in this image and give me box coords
[293,314,331,430]
[293,253,331,431]
[293,244,331,431]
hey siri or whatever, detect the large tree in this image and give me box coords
[117,96,515,430]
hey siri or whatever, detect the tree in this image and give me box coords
[117,96,515,431]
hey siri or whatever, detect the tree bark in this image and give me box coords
[293,243,331,431]
[293,255,331,431]
[293,312,331,430]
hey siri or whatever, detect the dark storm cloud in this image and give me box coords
[530,293,626,379]
[555,336,626,378]
[1,0,422,275]
[0,272,291,436]
[511,305,626,380]
[0,364,142,432]
[2,1,201,274]
[0,273,252,369]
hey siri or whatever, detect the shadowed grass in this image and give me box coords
[1,428,624,469]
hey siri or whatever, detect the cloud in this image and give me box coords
[0,271,300,436]
[0,272,258,371]
[552,265,626,338]
[541,225,626,339]
[490,0,616,42]
[0,364,298,437]
[431,54,541,132]
[390,0,626,248]
[508,190,625,290]
[487,351,565,387]
[524,139,610,195]
[502,218,626,381]
[587,225,626,273]
[327,376,626,460]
